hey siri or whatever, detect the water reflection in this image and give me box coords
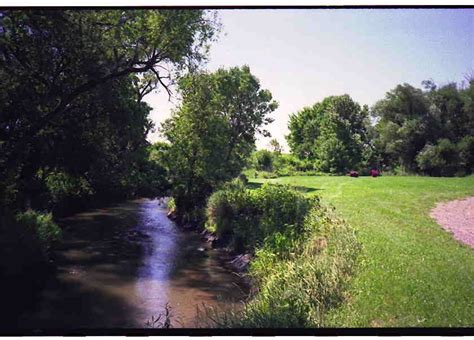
[16,199,246,329]
[134,200,177,325]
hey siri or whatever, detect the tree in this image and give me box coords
[161,66,277,223]
[269,138,283,154]
[371,84,430,172]
[287,95,371,173]
[254,150,274,171]
[373,80,474,175]
[0,9,219,209]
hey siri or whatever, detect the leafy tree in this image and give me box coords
[287,95,371,173]
[287,105,325,160]
[373,80,474,175]
[416,139,461,176]
[269,138,283,154]
[161,66,277,223]
[254,149,275,171]
[371,84,430,172]
[0,9,219,210]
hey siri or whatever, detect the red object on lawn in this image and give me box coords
[349,170,359,177]
[370,169,380,177]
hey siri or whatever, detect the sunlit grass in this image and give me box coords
[251,175,474,327]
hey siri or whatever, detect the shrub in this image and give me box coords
[206,182,316,252]
[254,150,274,172]
[416,139,462,176]
[167,197,176,210]
[45,170,94,204]
[237,173,249,185]
[43,170,95,215]
[245,204,360,326]
[203,197,360,328]
[254,183,313,241]
[15,210,62,255]
[205,179,259,250]
[274,166,296,177]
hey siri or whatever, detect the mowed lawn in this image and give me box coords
[251,175,474,327]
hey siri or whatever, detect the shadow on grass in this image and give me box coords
[246,182,320,194]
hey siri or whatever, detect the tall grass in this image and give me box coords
[204,180,360,327]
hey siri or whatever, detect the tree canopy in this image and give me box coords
[372,80,474,175]
[161,65,277,223]
[0,9,219,211]
[285,80,473,177]
[287,95,372,173]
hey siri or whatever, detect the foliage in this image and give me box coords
[372,84,430,172]
[287,95,372,174]
[0,9,219,211]
[15,210,62,255]
[204,180,360,327]
[205,178,258,250]
[167,197,176,210]
[373,81,474,175]
[206,182,314,252]
[0,209,54,289]
[247,150,318,179]
[458,135,474,173]
[0,9,218,218]
[161,66,277,224]
[285,79,473,177]
[45,171,94,205]
[239,205,360,328]
[415,136,474,177]
[415,139,460,176]
[268,138,283,154]
[253,149,274,172]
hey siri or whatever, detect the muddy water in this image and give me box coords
[17,199,246,329]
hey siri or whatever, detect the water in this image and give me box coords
[16,198,246,329]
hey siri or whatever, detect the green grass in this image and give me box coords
[250,175,474,327]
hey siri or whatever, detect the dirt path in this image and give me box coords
[430,196,474,249]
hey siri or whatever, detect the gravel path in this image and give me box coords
[430,196,474,249]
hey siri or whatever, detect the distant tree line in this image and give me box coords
[286,79,474,176]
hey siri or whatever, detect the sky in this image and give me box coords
[145,8,474,151]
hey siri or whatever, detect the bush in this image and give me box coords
[237,173,249,185]
[43,170,95,215]
[203,189,360,328]
[254,150,274,172]
[167,197,176,212]
[416,139,463,176]
[205,179,259,250]
[255,184,313,240]
[206,182,315,252]
[241,206,360,327]
[15,210,62,255]
[249,151,318,178]
[0,209,62,323]
[45,171,94,203]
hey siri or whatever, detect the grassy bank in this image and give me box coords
[203,180,360,327]
[250,175,474,327]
